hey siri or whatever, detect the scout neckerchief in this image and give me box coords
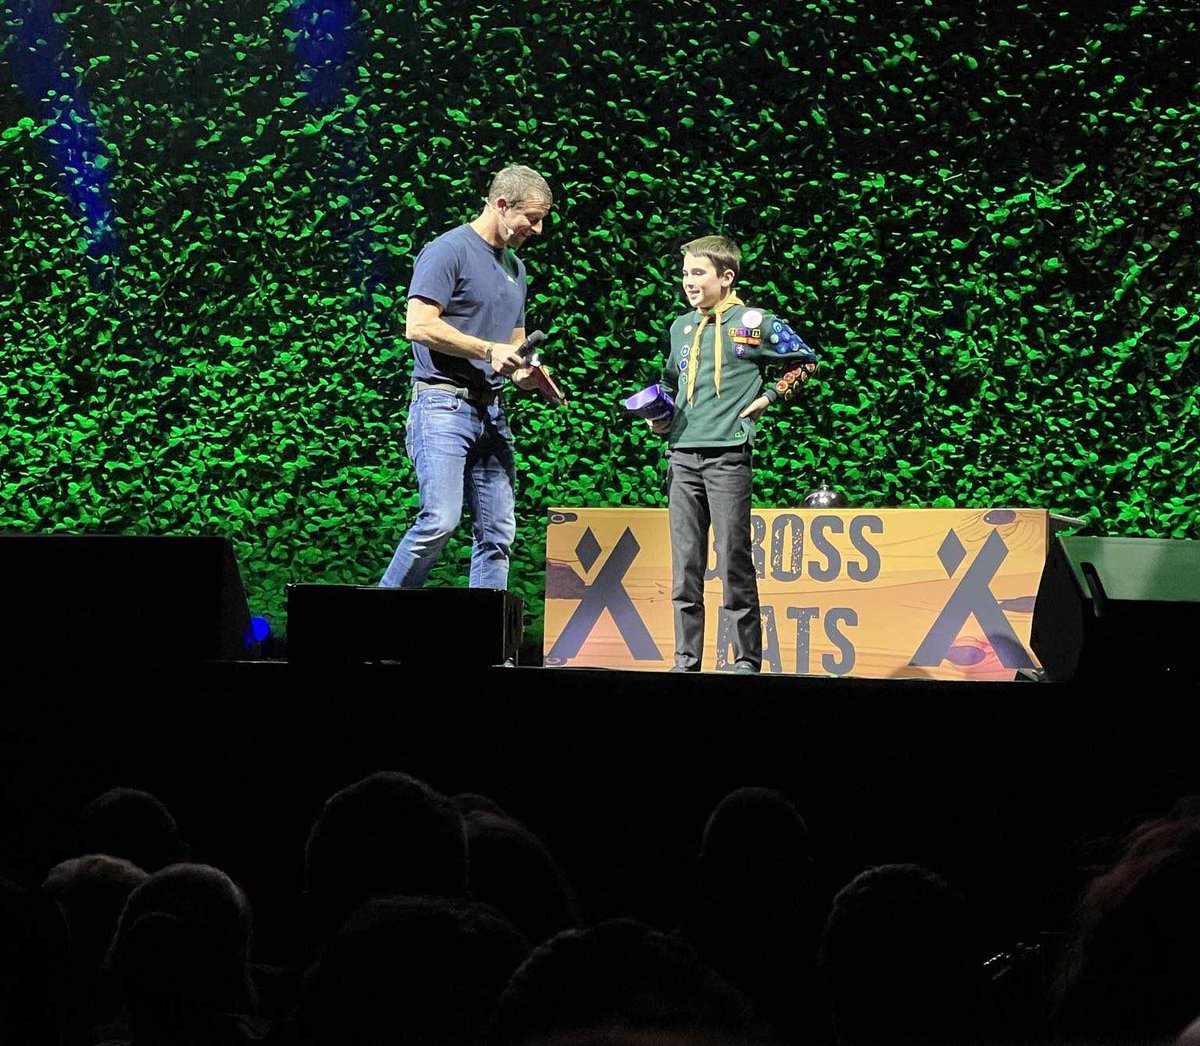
[685,293,744,405]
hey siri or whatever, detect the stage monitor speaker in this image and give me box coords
[1030,535,1200,681]
[285,584,524,667]
[0,534,257,663]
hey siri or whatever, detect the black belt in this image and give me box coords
[412,380,502,407]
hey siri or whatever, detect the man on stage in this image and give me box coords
[379,165,552,590]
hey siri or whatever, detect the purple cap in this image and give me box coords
[624,384,676,422]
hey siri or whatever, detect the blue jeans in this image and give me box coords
[379,388,516,590]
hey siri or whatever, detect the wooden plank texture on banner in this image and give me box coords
[543,507,1048,681]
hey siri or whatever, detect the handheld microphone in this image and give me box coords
[516,330,546,361]
[513,330,565,406]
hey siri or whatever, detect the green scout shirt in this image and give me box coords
[660,303,809,450]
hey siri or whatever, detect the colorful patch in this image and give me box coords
[741,309,764,327]
[772,319,783,333]
[680,345,690,357]
[774,321,817,360]
[731,325,762,347]
[684,324,693,334]
[734,345,748,358]
[678,359,688,370]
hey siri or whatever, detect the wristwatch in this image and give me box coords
[483,343,494,364]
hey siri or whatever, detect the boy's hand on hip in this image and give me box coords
[739,396,770,421]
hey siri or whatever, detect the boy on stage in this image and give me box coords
[647,235,819,673]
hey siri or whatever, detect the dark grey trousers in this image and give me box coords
[668,444,762,671]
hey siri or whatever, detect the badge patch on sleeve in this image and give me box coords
[731,327,762,345]
[772,320,817,359]
[741,309,764,327]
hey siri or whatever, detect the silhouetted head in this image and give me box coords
[44,853,149,1028]
[1177,1013,1200,1046]
[821,864,979,1046]
[294,894,529,1046]
[496,917,759,1045]
[465,810,581,948]
[698,787,814,910]
[77,787,187,872]
[303,771,468,944]
[46,853,149,967]
[105,863,256,1018]
[1054,813,1200,1040]
[681,788,824,1045]
[1169,794,1200,819]
[1,873,69,1045]
[454,792,511,818]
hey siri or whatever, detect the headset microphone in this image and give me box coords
[496,204,516,239]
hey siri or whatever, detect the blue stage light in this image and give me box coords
[6,0,118,263]
[287,0,359,110]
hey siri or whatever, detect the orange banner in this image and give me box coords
[543,507,1049,680]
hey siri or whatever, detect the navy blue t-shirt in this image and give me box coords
[407,223,527,392]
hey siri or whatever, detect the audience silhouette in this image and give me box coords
[1053,809,1200,1043]
[301,770,468,952]
[820,863,982,1046]
[5,769,1200,1046]
[44,855,149,1045]
[454,792,511,819]
[1,871,70,1046]
[291,894,529,1046]
[678,786,825,1045]
[100,863,261,1045]
[495,917,763,1046]
[461,806,582,948]
[76,789,187,874]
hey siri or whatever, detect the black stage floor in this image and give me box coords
[3,661,1198,965]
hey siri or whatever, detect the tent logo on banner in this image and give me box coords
[909,529,1036,670]
[546,527,662,664]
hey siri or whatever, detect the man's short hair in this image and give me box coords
[303,771,468,944]
[496,917,755,1044]
[77,787,187,873]
[487,165,553,209]
[682,235,741,282]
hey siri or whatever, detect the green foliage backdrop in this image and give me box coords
[2,0,1198,644]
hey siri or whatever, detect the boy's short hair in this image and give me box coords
[682,235,741,281]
